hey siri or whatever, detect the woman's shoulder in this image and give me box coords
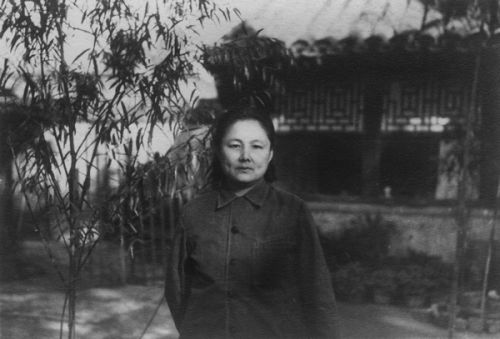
[268,184,308,210]
[181,187,218,212]
[267,185,314,228]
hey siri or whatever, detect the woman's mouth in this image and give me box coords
[236,167,253,171]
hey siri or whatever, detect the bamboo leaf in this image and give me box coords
[136,127,143,152]
[93,56,99,76]
[72,48,90,63]
[10,34,22,51]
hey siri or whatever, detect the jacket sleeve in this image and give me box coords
[164,215,187,330]
[297,202,341,339]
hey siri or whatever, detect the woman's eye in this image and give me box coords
[228,144,240,149]
[252,145,263,149]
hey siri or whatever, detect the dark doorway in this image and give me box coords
[380,133,440,200]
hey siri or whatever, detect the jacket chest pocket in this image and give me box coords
[252,234,296,289]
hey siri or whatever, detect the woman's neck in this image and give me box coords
[224,179,262,197]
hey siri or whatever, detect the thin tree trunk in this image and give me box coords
[119,205,128,285]
[149,179,158,279]
[448,207,468,338]
[480,203,498,330]
[67,251,77,339]
[0,149,16,254]
[67,165,78,339]
[159,193,168,273]
[448,51,482,339]
[138,180,148,282]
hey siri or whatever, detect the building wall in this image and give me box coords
[309,201,499,263]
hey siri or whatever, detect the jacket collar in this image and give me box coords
[216,180,270,210]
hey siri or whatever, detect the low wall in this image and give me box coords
[308,201,499,263]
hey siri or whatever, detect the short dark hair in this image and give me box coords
[210,106,277,184]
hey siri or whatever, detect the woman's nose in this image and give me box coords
[239,147,250,161]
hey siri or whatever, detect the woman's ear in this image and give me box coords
[268,149,274,163]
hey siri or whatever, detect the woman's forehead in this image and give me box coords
[224,119,269,140]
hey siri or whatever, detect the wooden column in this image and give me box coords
[0,140,15,253]
[361,75,385,198]
[0,112,18,254]
[479,44,500,206]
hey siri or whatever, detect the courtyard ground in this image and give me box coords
[2,279,500,339]
[0,241,498,339]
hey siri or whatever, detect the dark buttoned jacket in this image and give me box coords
[165,180,340,339]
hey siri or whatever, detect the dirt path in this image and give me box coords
[0,281,177,339]
[1,242,497,338]
[338,302,495,339]
[1,280,498,339]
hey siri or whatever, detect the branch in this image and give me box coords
[10,142,67,285]
[51,125,71,181]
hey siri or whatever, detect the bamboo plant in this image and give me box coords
[0,1,238,338]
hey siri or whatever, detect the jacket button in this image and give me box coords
[229,258,237,265]
[231,226,239,234]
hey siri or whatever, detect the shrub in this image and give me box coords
[397,265,434,297]
[321,212,397,268]
[331,262,369,302]
[367,268,399,295]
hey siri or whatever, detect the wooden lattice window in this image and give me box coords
[444,88,463,112]
[401,84,419,114]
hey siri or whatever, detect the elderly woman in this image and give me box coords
[165,107,340,339]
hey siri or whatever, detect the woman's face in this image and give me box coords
[219,119,274,186]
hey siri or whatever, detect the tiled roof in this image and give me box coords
[289,30,487,59]
[221,0,442,44]
[210,0,487,57]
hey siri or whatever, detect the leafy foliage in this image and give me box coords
[331,252,453,305]
[0,0,234,337]
[331,262,369,301]
[321,212,397,268]
[203,21,291,110]
[420,0,500,33]
[367,267,399,295]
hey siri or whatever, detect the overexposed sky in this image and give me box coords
[199,0,441,44]
[1,0,439,61]
[1,0,442,99]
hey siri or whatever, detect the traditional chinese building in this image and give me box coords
[269,32,484,200]
[204,1,500,204]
